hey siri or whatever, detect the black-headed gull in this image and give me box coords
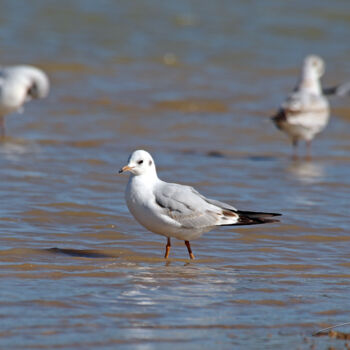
[272,55,349,158]
[0,65,49,138]
[119,150,281,259]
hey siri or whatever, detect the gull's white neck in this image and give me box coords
[128,168,159,189]
[126,168,160,209]
[297,67,322,95]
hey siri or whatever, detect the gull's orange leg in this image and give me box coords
[305,140,312,161]
[0,116,5,139]
[184,240,195,260]
[292,137,299,160]
[164,237,171,259]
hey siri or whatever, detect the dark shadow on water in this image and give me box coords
[45,247,113,258]
[245,155,277,162]
[180,149,278,161]
[206,150,226,158]
[181,149,226,158]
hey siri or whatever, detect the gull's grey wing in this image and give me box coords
[191,187,237,211]
[271,92,303,128]
[323,82,350,97]
[154,182,236,229]
[275,91,328,117]
[282,92,303,112]
[154,182,280,229]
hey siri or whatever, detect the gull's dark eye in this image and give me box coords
[137,160,144,165]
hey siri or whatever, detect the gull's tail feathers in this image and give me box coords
[234,210,281,226]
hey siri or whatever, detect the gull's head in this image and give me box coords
[8,65,50,100]
[303,55,325,78]
[119,150,156,176]
[25,67,50,99]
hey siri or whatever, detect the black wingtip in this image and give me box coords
[237,210,281,217]
[323,82,350,97]
[235,210,282,226]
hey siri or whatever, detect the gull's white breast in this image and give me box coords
[125,176,211,240]
[125,176,181,236]
[0,75,28,115]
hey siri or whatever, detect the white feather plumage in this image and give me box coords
[0,65,49,137]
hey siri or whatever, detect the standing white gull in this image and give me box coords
[272,55,350,158]
[0,65,50,138]
[119,150,281,259]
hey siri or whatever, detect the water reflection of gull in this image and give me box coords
[119,265,238,307]
[0,138,40,161]
[287,160,325,184]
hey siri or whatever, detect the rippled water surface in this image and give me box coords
[1,1,350,349]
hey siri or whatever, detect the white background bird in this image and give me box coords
[0,65,50,138]
[119,150,280,259]
[271,55,350,158]
[272,55,329,158]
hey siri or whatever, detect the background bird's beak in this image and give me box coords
[118,165,133,174]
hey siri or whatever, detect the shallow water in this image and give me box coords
[1,0,350,349]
